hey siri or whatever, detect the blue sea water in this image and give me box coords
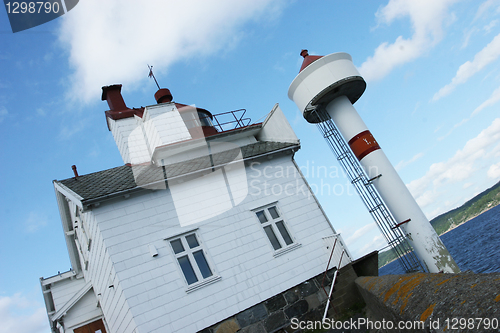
[379,204,500,275]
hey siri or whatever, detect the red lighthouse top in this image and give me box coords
[299,49,323,72]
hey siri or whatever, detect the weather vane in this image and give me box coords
[147,64,161,90]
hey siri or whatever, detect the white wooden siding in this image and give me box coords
[63,290,102,332]
[80,206,138,333]
[89,154,349,333]
[50,277,87,314]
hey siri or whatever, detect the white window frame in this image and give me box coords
[167,230,220,292]
[253,203,301,257]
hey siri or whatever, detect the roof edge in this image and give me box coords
[54,180,84,209]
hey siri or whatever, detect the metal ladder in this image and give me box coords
[313,109,423,273]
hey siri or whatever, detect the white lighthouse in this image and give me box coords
[288,50,460,274]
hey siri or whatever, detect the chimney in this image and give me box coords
[71,165,79,178]
[102,84,127,111]
[154,88,173,104]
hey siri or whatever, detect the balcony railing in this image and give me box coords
[209,109,252,132]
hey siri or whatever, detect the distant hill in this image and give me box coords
[429,180,500,234]
[378,180,500,268]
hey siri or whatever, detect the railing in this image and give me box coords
[321,234,346,322]
[210,109,252,132]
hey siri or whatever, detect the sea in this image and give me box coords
[379,204,500,275]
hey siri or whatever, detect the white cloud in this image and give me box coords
[58,0,283,103]
[474,0,500,22]
[438,85,500,140]
[408,117,500,217]
[0,106,7,122]
[25,212,48,233]
[58,117,91,140]
[345,223,377,244]
[395,152,424,171]
[461,27,479,49]
[472,85,500,116]
[463,182,473,189]
[0,294,48,333]
[359,0,458,81]
[487,161,500,178]
[483,19,499,33]
[357,234,386,257]
[36,108,46,117]
[433,32,500,101]
[437,117,469,141]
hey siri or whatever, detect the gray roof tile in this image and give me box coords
[58,141,299,203]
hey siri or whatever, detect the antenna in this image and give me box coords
[147,64,161,90]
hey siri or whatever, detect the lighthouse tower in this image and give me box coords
[288,51,460,274]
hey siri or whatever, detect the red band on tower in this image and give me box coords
[348,130,380,161]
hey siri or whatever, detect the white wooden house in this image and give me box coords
[40,85,351,333]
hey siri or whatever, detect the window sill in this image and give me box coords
[186,275,221,293]
[273,243,302,258]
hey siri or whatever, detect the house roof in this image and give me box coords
[57,141,299,204]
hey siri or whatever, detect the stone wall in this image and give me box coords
[199,251,378,333]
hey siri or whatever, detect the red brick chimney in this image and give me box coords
[102,84,127,111]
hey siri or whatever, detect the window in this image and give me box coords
[169,232,219,290]
[255,204,298,254]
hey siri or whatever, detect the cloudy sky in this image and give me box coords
[1,0,500,331]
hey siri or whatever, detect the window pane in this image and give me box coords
[198,111,213,127]
[276,221,293,245]
[264,226,281,250]
[268,206,280,219]
[186,234,199,248]
[193,250,213,279]
[256,210,268,223]
[170,239,185,254]
[178,256,198,285]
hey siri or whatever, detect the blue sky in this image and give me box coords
[1,0,500,331]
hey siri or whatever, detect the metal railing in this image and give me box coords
[209,109,251,132]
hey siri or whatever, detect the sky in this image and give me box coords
[1,0,500,331]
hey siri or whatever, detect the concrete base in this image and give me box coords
[356,272,500,332]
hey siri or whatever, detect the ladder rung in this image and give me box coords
[369,204,382,213]
[392,218,411,229]
[366,174,382,183]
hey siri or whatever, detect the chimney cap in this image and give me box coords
[154,88,173,104]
